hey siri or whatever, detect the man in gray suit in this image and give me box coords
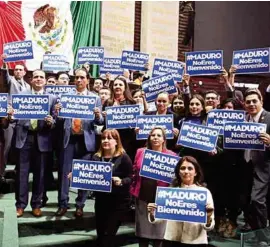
[54,68,103,217]
[1,55,31,179]
[243,88,270,246]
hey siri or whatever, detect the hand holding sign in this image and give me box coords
[54,103,62,115]
[206,203,214,226]
[112,176,122,186]
[144,62,150,71]
[182,74,190,86]
[147,203,157,222]
[259,133,270,145]
[229,65,238,74]
[209,148,217,156]
[219,67,229,84]
[7,105,14,118]
[44,115,54,126]
[94,107,101,120]
[0,54,7,61]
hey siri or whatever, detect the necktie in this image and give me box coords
[30,92,39,130]
[72,92,82,134]
[244,116,254,162]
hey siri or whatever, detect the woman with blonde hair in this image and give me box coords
[88,129,132,247]
[130,127,178,247]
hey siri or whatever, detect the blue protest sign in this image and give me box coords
[99,57,124,75]
[0,94,8,117]
[232,48,270,74]
[71,159,112,192]
[45,85,76,97]
[152,58,185,82]
[140,149,180,184]
[77,46,104,65]
[120,50,149,71]
[42,54,69,72]
[206,109,246,135]
[185,50,223,76]
[59,94,96,120]
[142,73,177,102]
[106,105,140,129]
[155,187,207,223]
[12,94,49,119]
[223,122,266,150]
[177,123,219,152]
[3,40,33,62]
[136,115,174,140]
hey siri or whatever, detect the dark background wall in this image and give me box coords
[194,1,270,70]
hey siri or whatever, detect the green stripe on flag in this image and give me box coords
[71,1,101,77]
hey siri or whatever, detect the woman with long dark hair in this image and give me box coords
[103,76,137,161]
[148,156,215,247]
[178,94,207,163]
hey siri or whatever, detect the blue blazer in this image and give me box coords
[62,91,103,152]
[15,94,57,152]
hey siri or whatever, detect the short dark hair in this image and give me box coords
[204,90,219,98]
[57,71,69,80]
[220,98,236,109]
[15,64,27,72]
[47,75,56,80]
[74,68,90,79]
[32,69,45,76]
[244,88,263,101]
[131,89,143,97]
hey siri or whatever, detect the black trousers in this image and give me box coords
[95,193,130,247]
[241,160,269,234]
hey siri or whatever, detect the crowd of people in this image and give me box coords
[0,56,270,247]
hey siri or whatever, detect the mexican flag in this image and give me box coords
[0,1,101,74]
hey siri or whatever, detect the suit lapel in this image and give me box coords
[259,110,267,123]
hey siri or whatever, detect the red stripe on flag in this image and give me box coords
[0,1,25,68]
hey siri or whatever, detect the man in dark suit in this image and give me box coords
[242,88,270,246]
[11,69,56,217]
[55,68,103,217]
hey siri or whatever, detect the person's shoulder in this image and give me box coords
[197,185,213,197]
[92,154,101,161]
[263,110,270,117]
[121,152,132,161]
[136,147,146,155]
[163,149,177,156]
[145,111,156,115]
[87,90,99,97]
[262,110,270,123]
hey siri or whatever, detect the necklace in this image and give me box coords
[102,157,114,166]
